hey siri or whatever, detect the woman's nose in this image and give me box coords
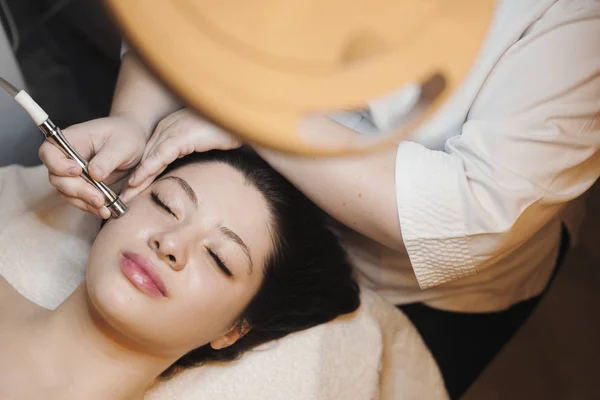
[148,232,188,271]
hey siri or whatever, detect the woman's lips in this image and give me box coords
[120,252,168,298]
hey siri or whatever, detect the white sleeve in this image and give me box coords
[396,2,600,289]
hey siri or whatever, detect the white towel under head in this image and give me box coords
[0,164,447,400]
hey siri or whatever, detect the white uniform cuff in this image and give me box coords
[395,141,477,289]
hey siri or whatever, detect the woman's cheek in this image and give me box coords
[105,202,159,240]
[134,226,155,241]
[183,268,231,310]
[184,266,218,298]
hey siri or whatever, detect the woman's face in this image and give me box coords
[86,161,272,357]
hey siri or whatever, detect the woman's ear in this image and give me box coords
[210,319,252,350]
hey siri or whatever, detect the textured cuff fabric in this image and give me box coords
[395,141,477,289]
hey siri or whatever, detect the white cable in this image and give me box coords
[0,75,18,96]
[1,75,48,125]
[0,0,20,52]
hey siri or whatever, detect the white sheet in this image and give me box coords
[0,164,447,400]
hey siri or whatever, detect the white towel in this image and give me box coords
[0,164,447,400]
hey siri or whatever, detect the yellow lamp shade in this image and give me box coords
[104,0,497,155]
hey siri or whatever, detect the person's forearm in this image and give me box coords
[109,53,181,138]
[254,116,404,251]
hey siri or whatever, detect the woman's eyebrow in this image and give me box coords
[158,176,198,206]
[218,225,253,275]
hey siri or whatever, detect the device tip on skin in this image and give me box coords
[108,197,128,219]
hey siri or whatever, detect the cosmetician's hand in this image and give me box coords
[38,115,148,218]
[120,108,242,202]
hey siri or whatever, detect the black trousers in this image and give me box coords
[398,228,570,399]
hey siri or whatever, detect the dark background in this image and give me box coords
[3,0,121,129]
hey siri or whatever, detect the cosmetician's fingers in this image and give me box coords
[128,133,194,187]
[38,139,82,177]
[142,111,179,160]
[120,165,168,203]
[48,173,107,210]
[58,193,111,219]
[130,122,243,188]
[121,129,193,202]
[38,121,108,177]
[87,133,144,184]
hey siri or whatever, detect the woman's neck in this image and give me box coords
[23,284,176,400]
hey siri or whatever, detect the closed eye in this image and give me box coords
[207,248,233,277]
[151,191,177,218]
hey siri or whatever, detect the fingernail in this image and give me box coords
[128,172,137,185]
[100,207,111,219]
[91,196,104,208]
[120,190,131,203]
[68,167,80,176]
[91,165,105,180]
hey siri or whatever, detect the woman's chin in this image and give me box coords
[88,278,150,334]
[85,276,191,357]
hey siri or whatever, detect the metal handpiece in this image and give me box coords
[38,120,127,218]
